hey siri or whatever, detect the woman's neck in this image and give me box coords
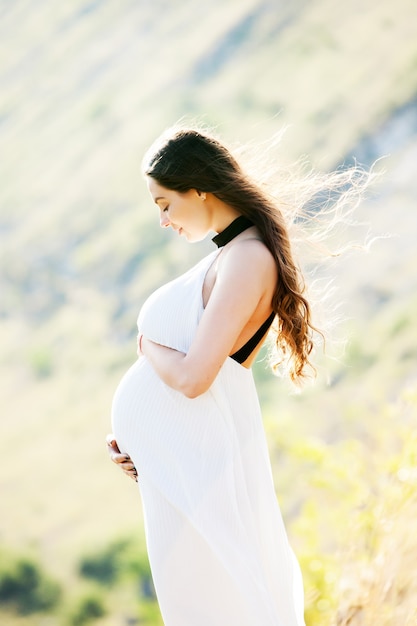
[207,194,242,234]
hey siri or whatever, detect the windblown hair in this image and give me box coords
[143,126,373,384]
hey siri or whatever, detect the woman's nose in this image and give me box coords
[160,212,170,228]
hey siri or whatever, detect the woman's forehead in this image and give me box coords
[146,177,167,198]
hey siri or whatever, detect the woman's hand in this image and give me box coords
[106,434,138,482]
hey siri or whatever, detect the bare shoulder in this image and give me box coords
[219,237,277,280]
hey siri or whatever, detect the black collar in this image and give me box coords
[212,215,254,248]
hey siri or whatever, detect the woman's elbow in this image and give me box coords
[175,360,216,398]
[179,376,211,399]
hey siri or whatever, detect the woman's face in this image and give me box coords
[147,177,211,242]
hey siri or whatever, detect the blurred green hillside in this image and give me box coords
[1,0,417,624]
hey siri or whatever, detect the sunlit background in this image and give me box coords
[1,1,417,624]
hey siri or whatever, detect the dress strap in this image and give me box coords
[230,311,275,364]
[211,215,274,363]
[212,216,253,248]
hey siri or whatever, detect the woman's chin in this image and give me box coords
[182,231,207,243]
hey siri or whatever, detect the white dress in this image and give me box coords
[111,248,305,626]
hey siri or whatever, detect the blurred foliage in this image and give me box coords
[27,345,54,379]
[0,549,61,615]
[274,383,417,625]
[68,590,106,626]
[79,536,154,596]
[74,535,162,625]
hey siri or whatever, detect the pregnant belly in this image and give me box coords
[111,358,161,455]
[111,357,206,477]
[111,356,244,490]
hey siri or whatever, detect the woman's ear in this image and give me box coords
[196,190,206,200]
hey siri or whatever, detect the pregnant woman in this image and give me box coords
[108,127,315,625]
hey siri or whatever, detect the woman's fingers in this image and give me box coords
[122,466,138,481]
[106,434,138,481]
[119,458,138,481]
[106,433,120,451]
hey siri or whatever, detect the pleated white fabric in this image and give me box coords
[111,249,305,626]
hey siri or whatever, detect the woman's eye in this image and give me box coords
[163,206,169,212]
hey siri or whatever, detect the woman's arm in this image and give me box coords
[141,239,277,398]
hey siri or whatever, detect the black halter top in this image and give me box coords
[212,216,275,364]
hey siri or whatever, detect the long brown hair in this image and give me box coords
[142,127,368,383]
